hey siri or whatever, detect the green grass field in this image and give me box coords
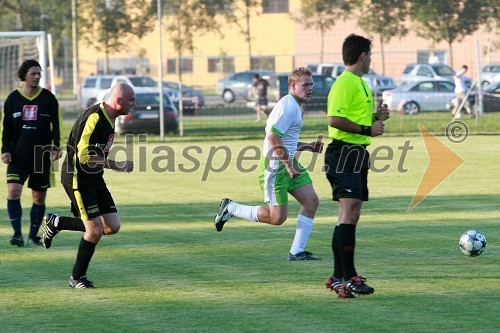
[0,127,499,332]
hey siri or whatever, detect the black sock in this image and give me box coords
[29,203,45,238]
[72,238,97,279]
[338,224,357,280]
[332,225,343,280]
[7,199,22,236]
[58,216,86,232]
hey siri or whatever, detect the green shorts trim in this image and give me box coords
[258,157,312,206]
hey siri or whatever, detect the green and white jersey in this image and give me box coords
[263,93,302,163]
[327,70,374,145]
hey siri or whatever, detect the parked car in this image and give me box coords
[81,75,159,110]
[95,75,161,103]
[481,81,500,112]
[307,63,345,78]
[100,87,178,135]
[479,63,500,88]
[79,75,115,109]
[400,63,472,87]
[265,73,335,112]
[162,81,205,114]
[382,80,460,115]
[216,70,274,103]
[307,63,396,99]
[362,69,397,97]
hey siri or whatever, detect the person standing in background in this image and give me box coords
[452,65,473,118]
[1,59,62,246]
[251,74,270,122]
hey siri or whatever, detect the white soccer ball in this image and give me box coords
[459,230,486,257]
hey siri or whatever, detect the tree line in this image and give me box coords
[0,0,498,81]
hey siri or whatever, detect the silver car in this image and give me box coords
[382,80,456,115]
[363,69,397,97]
[162,81,205,114]
[400,63,472,87]
[216,70,274,103]
[479,63,500,88]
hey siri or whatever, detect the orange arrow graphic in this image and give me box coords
[408,125,464,211]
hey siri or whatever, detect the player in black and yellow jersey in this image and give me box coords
[324,34,390,299]
[43,83,135,289]
[1,59,62,247]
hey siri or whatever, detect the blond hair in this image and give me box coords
[288,67,312,86]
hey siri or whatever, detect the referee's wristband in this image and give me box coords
[360,125,371,136]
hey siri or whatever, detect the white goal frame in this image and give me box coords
[0,31,55,97]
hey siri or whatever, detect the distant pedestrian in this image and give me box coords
[452,65,473,118]
[251,74,270,122]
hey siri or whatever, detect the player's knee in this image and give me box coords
[106,224,120,235]
[269,215,287,225]
[86,227,103,241]
[309,195,320,211]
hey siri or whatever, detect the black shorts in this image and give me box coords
[6,161,51,192]
[325,140,370,201]
[62,177,117,220]
[257,97,268,106]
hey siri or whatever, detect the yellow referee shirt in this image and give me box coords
[327,71,374,145]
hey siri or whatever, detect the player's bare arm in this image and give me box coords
[105,159,134,173]
[266,132,299,178]
[297,141,324,153]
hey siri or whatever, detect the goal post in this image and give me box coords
[0,31,55,99]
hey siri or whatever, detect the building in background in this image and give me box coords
[77,0,499,90]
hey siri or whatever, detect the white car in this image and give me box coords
[400,63,472,87]
[479,63,500,88]
[95,75,161,103]
[382,80,458,115]
[79,75,115,109]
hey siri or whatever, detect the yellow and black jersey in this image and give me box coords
[62,103,115,186]
[1,88,61,163]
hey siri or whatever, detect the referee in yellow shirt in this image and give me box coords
[324,34,389,299]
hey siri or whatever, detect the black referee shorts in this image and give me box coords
[325,140,370,201]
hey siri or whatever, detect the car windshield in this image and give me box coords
[136,93,171,106]
[483,81,500,93]
[432,65,454,76]
[129,77,157,87]
[163,82,191,90]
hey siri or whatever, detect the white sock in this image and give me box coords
[227,202,260,222]
[289,214,314,255]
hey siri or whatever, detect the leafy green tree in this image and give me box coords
[156,0,227,81]
[0,0,73,88]
[296,0,351,63]
[481,0,500,55]
[352,0,409,75]
[409,0,485,67]
[79,0,155,74]
[223,0,263,66]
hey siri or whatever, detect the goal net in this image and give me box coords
[0,31,53,100]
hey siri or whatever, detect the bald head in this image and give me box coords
[105,83,136,117]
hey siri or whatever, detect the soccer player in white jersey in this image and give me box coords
[215,67,324,261]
